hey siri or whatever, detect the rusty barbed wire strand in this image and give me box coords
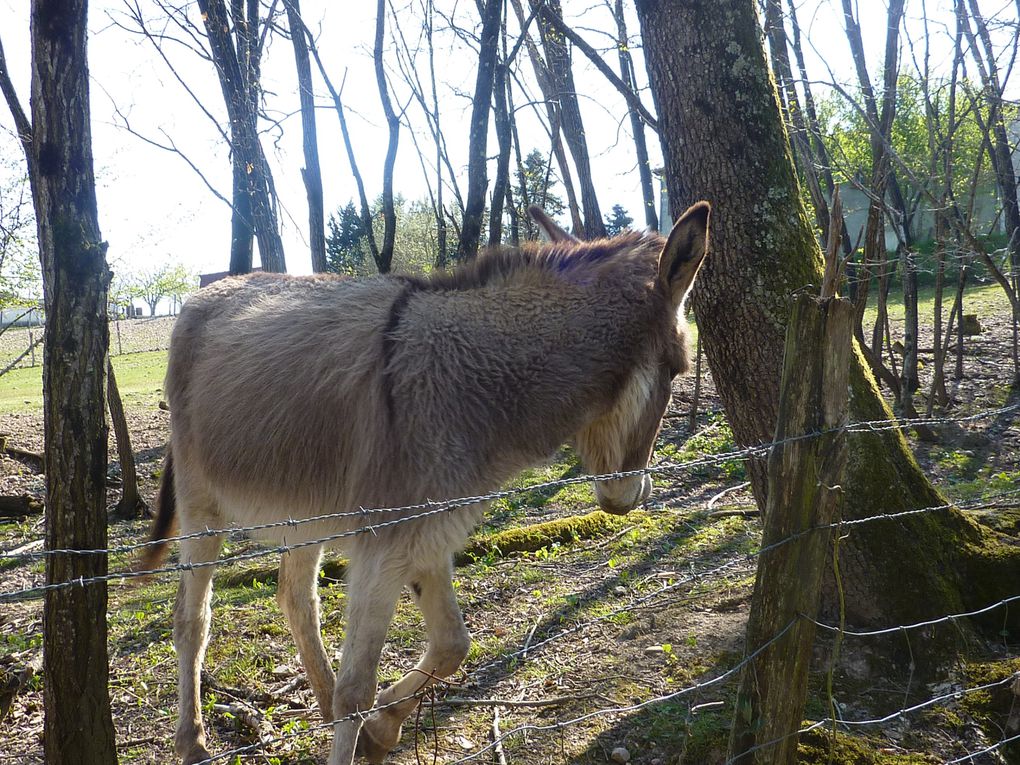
[2,402,1016,567]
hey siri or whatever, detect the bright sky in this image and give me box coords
[0,0,1016,283]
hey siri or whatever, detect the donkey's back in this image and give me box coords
[165,272,405,541]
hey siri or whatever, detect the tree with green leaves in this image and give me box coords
[604,204,634,236]
[515,148,566,241]
[325,201,369,276]
[131,262,195,317]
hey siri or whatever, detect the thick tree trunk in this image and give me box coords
[635,0,1020,649]
[228,151,254,274]
[285,0,326,273]
[28,2,119,761]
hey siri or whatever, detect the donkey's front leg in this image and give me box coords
[328,555,403,765]
[173,533,223,765]
[277,545,336,721]
[357,560,470,763]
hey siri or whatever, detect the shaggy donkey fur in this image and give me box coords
[144,203,710,765]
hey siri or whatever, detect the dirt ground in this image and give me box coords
[0,305,1018,765]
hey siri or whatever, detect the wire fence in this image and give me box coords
[1,401,1018,763]
[0,314,175,371]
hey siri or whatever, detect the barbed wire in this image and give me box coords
[727,671,1020,765]
[810,594,1020,637]
[2,475,1018,608]
[2,401,1016,569]
[943,731,1020,764]
[2,474,1016,607]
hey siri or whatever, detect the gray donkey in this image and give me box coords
[143,202,711,765]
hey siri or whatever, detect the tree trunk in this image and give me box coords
[284,0,326,273]
[729,293,853,764]
[199,0,286,273]
[635,0,1020,652]
[372,0,399,272]
[28,1,119,761]
[228,142,254,274]
[458,0,503,259]
[612,0,657,231]
[488,43,512,247]
[530,0,606,238]
[108,360,145,520]
[509,0,583,235]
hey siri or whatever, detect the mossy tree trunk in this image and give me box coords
[634,0,1020,656]
[27,1,119,761]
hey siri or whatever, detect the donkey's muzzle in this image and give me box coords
[594,474,652,515]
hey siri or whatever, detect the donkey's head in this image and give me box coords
[532,202,711,515]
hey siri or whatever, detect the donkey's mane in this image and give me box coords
[411,230,664,293]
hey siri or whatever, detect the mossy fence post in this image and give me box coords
[727,285,853,764]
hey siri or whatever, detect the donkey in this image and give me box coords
[142,202,710,765]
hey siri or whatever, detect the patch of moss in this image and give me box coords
[797,728,938,763]
[955,657,1020,761]
[456,510,635,565]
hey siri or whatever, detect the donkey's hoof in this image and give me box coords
[355,719,399,764]
[180,744,213,765]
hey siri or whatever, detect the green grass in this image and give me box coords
[0,349,168,413]
[862,282,1008,331]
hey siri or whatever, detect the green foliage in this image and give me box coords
[326,196,441,275]
[123,262,197,316]
[325,201,368,276]
[604,203,634,235]
[817,75,1000,225]
[0,147,40,309]
[515,148,566,241]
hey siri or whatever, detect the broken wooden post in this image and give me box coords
[727,273,853,762]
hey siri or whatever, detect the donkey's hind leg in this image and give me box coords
[277,544,336,721]
[357,559,470,763]
[173,531,224,765]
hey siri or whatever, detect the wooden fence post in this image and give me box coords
[727,290,853,764]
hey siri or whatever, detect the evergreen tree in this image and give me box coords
[325,201,368,275]
[604,204,634,236]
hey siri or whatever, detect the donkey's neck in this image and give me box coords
[384,276,657,492]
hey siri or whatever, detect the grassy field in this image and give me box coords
[0,349,168,414]
[862,280,1009,329]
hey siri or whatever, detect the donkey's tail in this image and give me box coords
[138,446,177,574]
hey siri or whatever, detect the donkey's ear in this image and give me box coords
[529,206,578,243]
[658,201,711,303]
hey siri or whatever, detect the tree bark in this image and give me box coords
[108,360,145,520]
[635,0,1020,650]
[530,0,606,238]
[458,0,503,259]
[199,0,286,273]
[729,293,852,764]
[284,0,326,273]
[372,0,399,272]
[27,1,119,761]
[612,0,657,231]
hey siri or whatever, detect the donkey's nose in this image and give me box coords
[595,475,651,515]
